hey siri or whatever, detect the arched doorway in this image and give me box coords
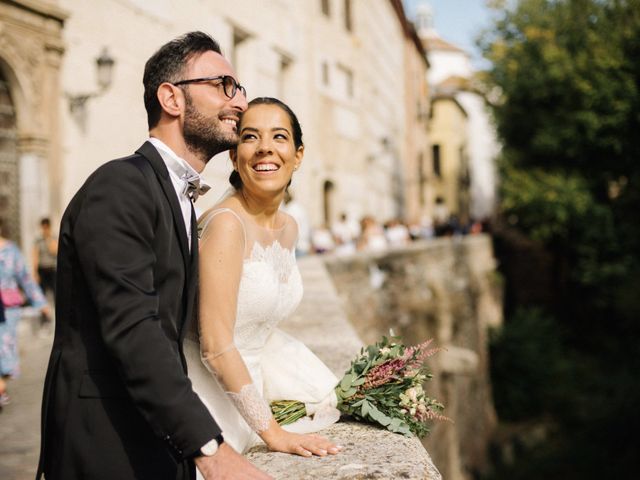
[0,70,20,243]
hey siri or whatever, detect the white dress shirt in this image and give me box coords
[148,137,198,251]
[147,138,221,452]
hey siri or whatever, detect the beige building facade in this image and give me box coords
[395,0,431,224]
[0,0,431,255]
[416,1,499,224]
[428,94,470,224]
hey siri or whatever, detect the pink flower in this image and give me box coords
[362,358,407,390]
[402,339,443,372]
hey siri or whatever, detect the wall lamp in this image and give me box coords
[67,47,115,128]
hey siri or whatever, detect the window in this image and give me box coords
[321,0,330,16]
[277,55,292,99]
[321,61,329,86]
[232,27,251,75]
[336,64,354,99]
[323,180,335,225]
[418,153,426,206]
[459,147,470,187]
[432,144,441,177]
[344,0,353,31]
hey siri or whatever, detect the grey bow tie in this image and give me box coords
[162,152,210,202]
[183,174,211,202]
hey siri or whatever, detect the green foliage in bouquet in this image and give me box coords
[335,336,448,437]
[271,336,449,438]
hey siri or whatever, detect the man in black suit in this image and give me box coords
[37,32,271,480]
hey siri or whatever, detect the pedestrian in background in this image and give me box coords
[32,217,58,301]
[282,191,311,256]
[0,289,6,411]
[311,224,335,254]
[0,219,49,409]
[332,212,359,256]
[357,216,387,252]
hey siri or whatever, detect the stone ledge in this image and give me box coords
[247,421,441,480]
[245,256,441,479]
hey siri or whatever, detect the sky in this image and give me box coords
[402,0,494,68]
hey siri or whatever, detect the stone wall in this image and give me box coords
[323,234,502,480]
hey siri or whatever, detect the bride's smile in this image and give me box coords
[253,162,280,172]
[231,103,303,197]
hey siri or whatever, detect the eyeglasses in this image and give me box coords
[172,75,247,99]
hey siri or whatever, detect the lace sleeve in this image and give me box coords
[197,208,272,433]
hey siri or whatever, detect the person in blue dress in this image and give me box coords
[0,220,50,408]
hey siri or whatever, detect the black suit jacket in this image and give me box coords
[37,142,220,480]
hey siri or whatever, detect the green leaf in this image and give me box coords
[388,422,411,436]
[389,418,402,429]
[361,400,371,417]
[352,376,366,386]
[342,387,357,398]
[340,373,355,391]
[368,404,392,426]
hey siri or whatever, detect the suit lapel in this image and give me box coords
[135,142,190,274]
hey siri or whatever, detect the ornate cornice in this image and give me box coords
[4,0,68,24]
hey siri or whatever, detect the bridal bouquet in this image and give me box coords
[270,335,449,437]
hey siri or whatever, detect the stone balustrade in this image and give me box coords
[323,235,501,480]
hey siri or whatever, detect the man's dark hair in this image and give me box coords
[143,31,222,129]
[40,218,51,227]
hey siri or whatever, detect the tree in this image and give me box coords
[480,1,640,478]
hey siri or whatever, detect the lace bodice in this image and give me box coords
[235,240,303,352]
[198,208,303,353]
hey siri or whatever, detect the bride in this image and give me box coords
[185,97,342,464]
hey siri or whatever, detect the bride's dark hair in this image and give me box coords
[229,97,303,190]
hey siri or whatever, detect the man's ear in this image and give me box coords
[156,83,183,118]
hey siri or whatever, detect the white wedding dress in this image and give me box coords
[184,207,340,462]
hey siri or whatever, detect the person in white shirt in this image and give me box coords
[332,213,359,256]
[281,191,311,256]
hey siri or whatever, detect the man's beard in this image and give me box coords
[183,90,237,163]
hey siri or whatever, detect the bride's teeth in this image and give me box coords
[254,164,279,171]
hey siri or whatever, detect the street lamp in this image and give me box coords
[95,48,115,91]
[67,47,115,129]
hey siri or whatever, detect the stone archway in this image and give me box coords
[0,69,19,241]
[0,1,66,251]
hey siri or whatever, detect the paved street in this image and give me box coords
[0,313,53,480]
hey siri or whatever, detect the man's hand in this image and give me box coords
[194,442,272,480]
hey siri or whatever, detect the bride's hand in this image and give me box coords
[261,422,342,457]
